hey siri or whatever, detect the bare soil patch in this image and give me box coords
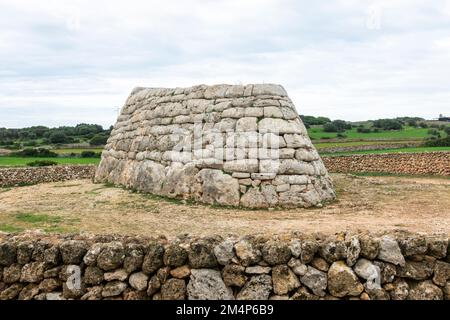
[0,174,449,238]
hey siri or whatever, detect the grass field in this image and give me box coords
[314,140,422,149]
[0,157,100,167]
[308,126,446,141]
[320,146,450,157]
[52,148,103,154]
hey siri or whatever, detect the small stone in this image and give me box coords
[170,265,191,279]
[245,266,271,274]
[18,283,39,300]
[59,240,87,265]
[345,235,361,266]
[319,238,347,263]
[399,236,428,257]
[390,279,409,300]
[142,242,165,274]
[214,239,236,265]
[300,266,327,296]
[373,261,397,284]
[377,236,405,266]
[43,246,61,268]
[17,242,34,264]
[310,257,329,272]
[20,262,45,283]
[408,281,443,300]
[359,235,380,260]
[290,287,319,300]
[288,258,308,276]
[44,266,61,279]
[427,236,448,259]
[272,265,300,295]
[97,242,125,271]
[187,269,234,300]
[163,245,188,267]
[222,264,247,287]
[354,258,381,289]
[0,242,17,266]
[396,260,434,280]
[261,240,291,266]
[46,292,65,300]
[102,281,128,297]
[234,239,261,266]
[83,243,104,266]
[123,243,144,273]
[237,275,272,300]
[84,266,104,285]
[147,275,161,296]
[104,269,128,281]
[39,278,62,293]
[3,264,21,283]
[433,261,450,286]
[188,240,218,269]
[300,240,318,263]
[328,261,364,298]
[129,272,149,291]
[0,283,23,300]
[161,279,186,300]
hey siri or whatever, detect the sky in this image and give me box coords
[1,0,450,129]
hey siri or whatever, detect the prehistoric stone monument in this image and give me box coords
[95,84,336,208]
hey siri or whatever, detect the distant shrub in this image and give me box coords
[26,160,58,167]
[90,134,108,146]
[423,136,450,147]
[427,129,441,137]
[419,122,429,128]
[81,150,101,158]
[357,127,371,133]
[444,126,450,136]
[372,119,403,130]
[336,133,347,139]
[23,140,37,147]
[12,148,58,157]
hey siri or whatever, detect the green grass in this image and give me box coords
[321,146,450,157]
[314,140,421,149]
[15,213,62,224]
[0,156,100,167]
[52,148,103,154]
[309,126,446,141]
[0,224,24,233]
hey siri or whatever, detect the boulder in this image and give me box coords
[300,266,327,296]
[237,275,272,300]
[327,261,364,298]
[377,236,405,266]
[187,269,234,300]
[97,242,125,271]
[272,265,300,295]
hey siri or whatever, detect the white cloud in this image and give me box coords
[0,0,450,128]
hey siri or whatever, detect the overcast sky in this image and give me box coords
[1,0,450,128]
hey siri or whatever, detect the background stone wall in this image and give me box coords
[95,84,336,208]
[0,165,97,187]
[323,152,450,176]
[1,231,448,300]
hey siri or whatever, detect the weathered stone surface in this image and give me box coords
[408,281,443,300]
[0,283,24,300]
[399,236,428,257]
[161,278,186,300]
[354,258,381,289]
[427,236,448,259]
[359,235,380,260]
[245,266,271,274]
[164,245,188,267]
[262,241,291,266]
[187,269,233,300]
[102,281,128,297]
[39,278,61,293]
[319,238,347,263]
[0,242,16,266]
[170,265,191,279]
[142,243,165,275]
[3,264,22,283]
[60,240,87,265]
[97,242,125,271]
[272,265,300,295]
[222,264,247,287]
[237,275,272,300]
[19,283,40,300]
[95,84,335,209]
[17,242,34,264]
[327,261,364,298]
[123,244,144,273]
[104,269,128,281]
[84,266,104,285]
[300,266,327,296]
[288,258,308,276]
[188,240,217,269]
[235,239,261,266]
[83,243,104,266]
[20,262,44,283]
[396,260,434,280]
[390,279,409,300]
[129,272,149,291]
[377,236,405,266]
[433,261,450,286]
[310,257,329,272]
[214,239,236,265]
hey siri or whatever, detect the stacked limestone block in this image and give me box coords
[95,84,336,208]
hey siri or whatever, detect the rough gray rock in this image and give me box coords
[234,239,261,266]
[359,235,380,260]
[142,242,165,274]
[187,269,234,300]
[129,272,149,291]
[188,240,218,269]
[123,243,144,273]
[161,278,186,300]
[0,242,16,266]
[60,240,87,265]
[300,266,327,296]
[433,261,450,286]
[214,239,236,265]
[237,275,272,300]
[97,242,125,271]
[408,281,443,300]
[262,241,291,265]
[84,266,104,285]
[20,262,45,283]
[222,264,247,287]
[3,264,22,283]
[377,236,405,266]
[396,260,434,280]
[163,245,188,267]
[102,281,128,297]
[354,258,381,289]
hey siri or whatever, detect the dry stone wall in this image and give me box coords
[0,232,449,300]
[323,152,450,176]
[95,84,336,208]
[0,165,97,187]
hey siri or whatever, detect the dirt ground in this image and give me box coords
[0,174,449,238]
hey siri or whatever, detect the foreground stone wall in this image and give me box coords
[95,84,336,208]
[0,165,97,187]
[323,152,450,176]
[1,232,448,300]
